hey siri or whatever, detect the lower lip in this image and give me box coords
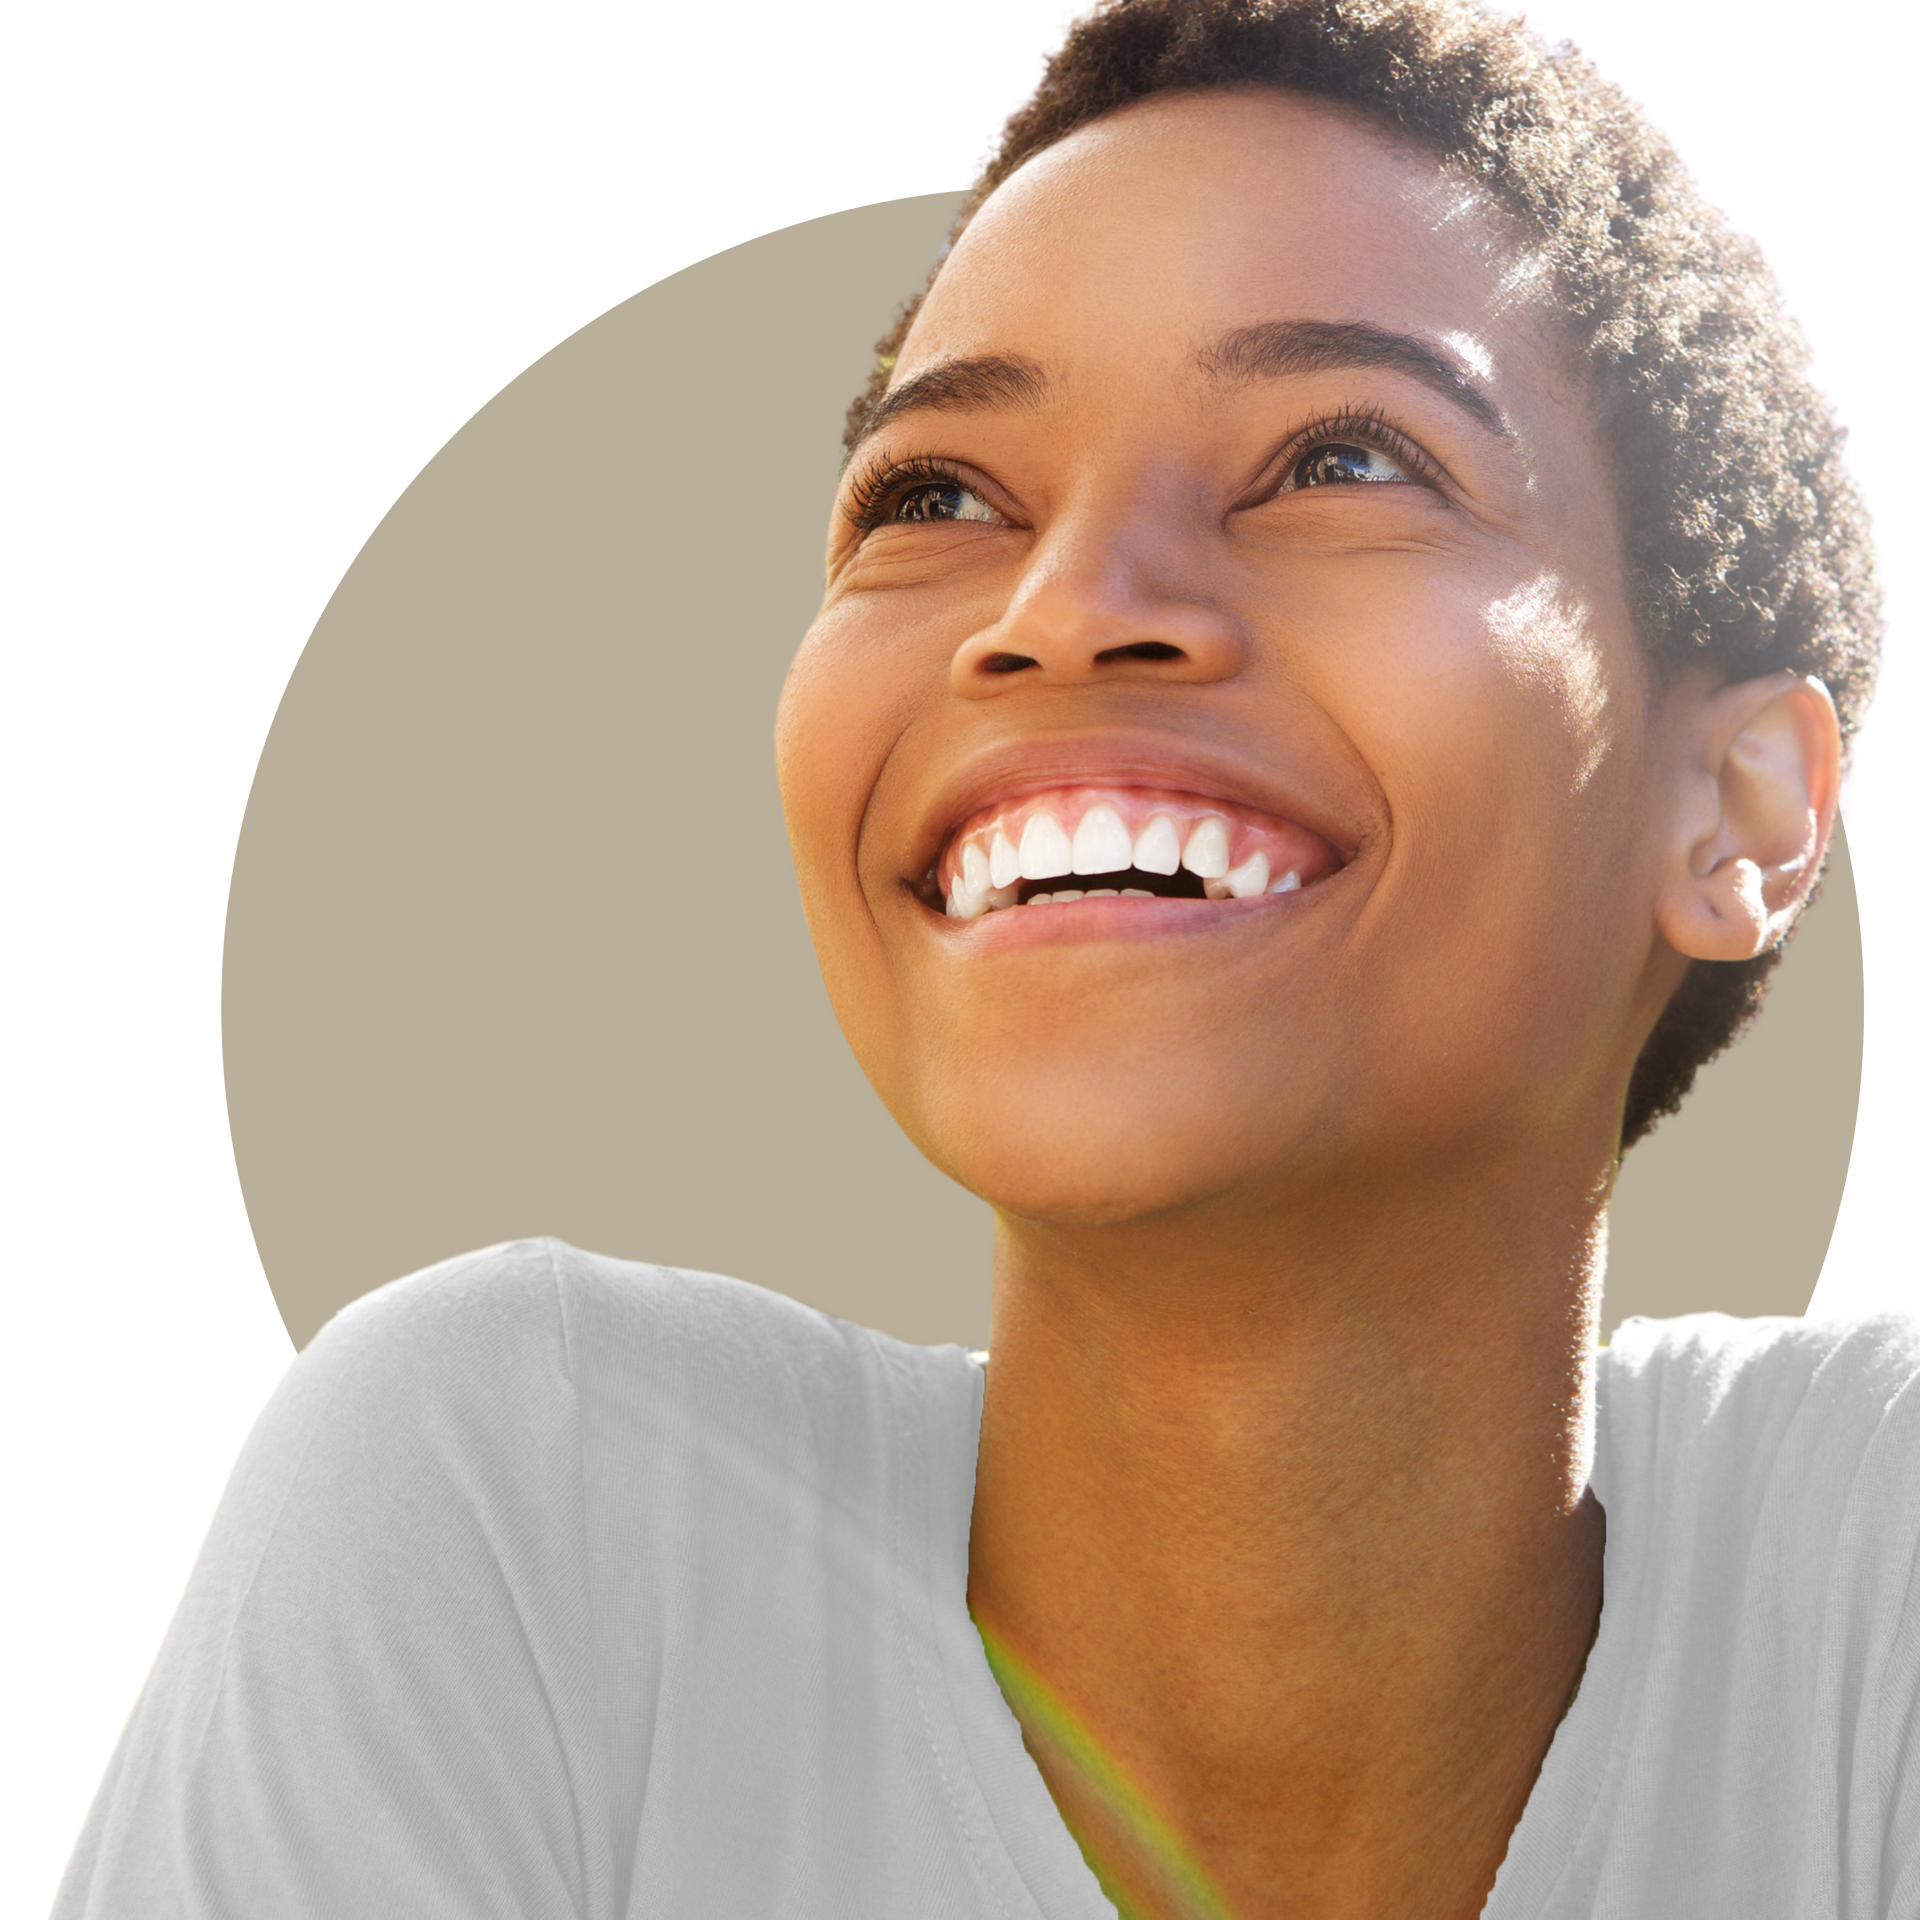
[927,887,1307,950]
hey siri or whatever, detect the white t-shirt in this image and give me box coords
[52,1238,1920,1918]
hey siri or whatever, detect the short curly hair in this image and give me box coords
[844,0,1880,1151]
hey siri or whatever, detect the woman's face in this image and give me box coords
[776,90,1681,1228]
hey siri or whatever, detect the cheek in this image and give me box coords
[774,607,934,1055]
[1288,550,1651,1028]
[775,613,884,888]
[778,579,981,892]
[1295,552,1633,849]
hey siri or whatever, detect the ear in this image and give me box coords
[1654,672,1841,963]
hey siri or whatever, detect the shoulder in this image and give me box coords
[1580,1317,1920,1897]
[1595,1310,1920,1625]
[196,1238,987,1697]
[55,1244,981,1916]
[1597,1309,1920,1469]
[281,1237,980,1524]
[300,1235,928,1435]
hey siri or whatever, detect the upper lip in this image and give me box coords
[900,729,1370,890]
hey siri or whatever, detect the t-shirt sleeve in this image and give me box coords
[1499,1311,1920,1918]
[50,1240,619,1920]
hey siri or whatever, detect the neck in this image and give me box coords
[966,1140,1610,1920]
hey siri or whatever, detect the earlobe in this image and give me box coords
[1654,673,1841,964]
[1671,851,1781,964]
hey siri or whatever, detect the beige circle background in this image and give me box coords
[224,193,1863,1353]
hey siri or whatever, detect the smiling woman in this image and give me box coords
[51,3,1916,1919]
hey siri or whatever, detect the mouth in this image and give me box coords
[924,784,1346,921]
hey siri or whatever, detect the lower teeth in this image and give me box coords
[946,867,1306,916]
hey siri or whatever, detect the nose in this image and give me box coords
[949,506,1250,697]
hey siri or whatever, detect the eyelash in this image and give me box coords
[1260,406,1444,497]
[841,406,1445,533]
[840,455,980,533]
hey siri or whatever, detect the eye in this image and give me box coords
[1282,440,1414,490]
[1247,406,1445,507]
[892,479,1002,524]
[841,455,1011,534]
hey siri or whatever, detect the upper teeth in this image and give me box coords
[1017,812,1074,880]
[1132,814,1182,875]
[943,801,1308,919]
[1181,816,1230,880]
[1071,805,1132,875]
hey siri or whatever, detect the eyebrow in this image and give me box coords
[844,353,1053,460]
[844,319,1510,465]
[1198,318,1512,441]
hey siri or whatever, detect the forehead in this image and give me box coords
[899,90,1557,401]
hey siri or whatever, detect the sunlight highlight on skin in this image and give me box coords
[1437,327,1494,381]
[1485,572,1616,792]
[972,1613,1239,1920]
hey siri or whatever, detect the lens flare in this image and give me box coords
[972,1612,1238,1919]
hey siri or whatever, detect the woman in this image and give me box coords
[54,2,1913,1916]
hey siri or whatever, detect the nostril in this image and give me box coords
[1094,641,1185,665]
[979,651,1039,675]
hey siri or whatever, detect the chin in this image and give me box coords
[910,1053,1303,1229]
